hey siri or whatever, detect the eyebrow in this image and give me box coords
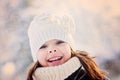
[39,44,47,49]
[56,40,65,44]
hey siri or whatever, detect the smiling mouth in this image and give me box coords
[47,56,63,62]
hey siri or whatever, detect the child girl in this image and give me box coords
[27,13,109,80]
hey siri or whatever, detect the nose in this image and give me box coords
[48,49,57,53]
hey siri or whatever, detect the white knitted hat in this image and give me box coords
[28,13,76,62]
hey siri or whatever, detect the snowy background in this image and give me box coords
[0,0,120,80]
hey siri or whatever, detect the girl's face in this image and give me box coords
[36,39,71,67]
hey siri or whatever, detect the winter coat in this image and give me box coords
[65,66,110,80]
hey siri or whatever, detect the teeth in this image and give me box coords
[49,57,61,61]
[48,56,62,62]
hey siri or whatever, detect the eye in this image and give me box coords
[56,40,65,45]
[39,45,47,49]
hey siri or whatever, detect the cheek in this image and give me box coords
[60,45,71,59]
[36,50,47,66]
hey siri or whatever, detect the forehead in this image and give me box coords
[45,39,59,43]
[43,39,64,45]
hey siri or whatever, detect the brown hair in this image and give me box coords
[27,50,108,80]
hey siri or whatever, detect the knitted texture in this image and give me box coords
[33,57,81,80]
[28,13,76,62]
